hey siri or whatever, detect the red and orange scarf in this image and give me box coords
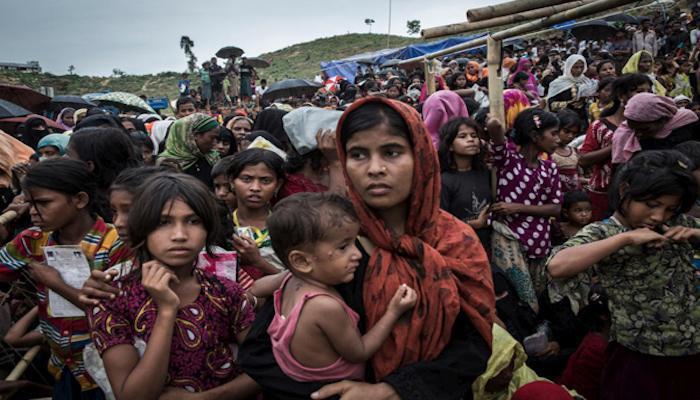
[336,97,495,380]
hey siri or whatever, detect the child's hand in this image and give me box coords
[622,228,667,247]
[662,226,700,243]
[142,261,180,311]
[316,129,338,163]
[485,116,504,138]
[387,284,417,317]
[491,202,522,217]
[232,235,262,265]
[78,269,121,306]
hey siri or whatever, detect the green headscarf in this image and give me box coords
[158,113,220,170]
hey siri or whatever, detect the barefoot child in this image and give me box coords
[258,192,417,382]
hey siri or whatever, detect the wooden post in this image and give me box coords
[5,345,41,381]
[487,36,505,125]
[424,59,436,97]
[422,0,595,39]
[467,0,573,21]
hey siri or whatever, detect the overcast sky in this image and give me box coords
[1,0,498,76]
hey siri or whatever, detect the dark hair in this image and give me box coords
[340,101,410,149]
[217,127,237,157]
[446,73,466,90]
[562,190,590,210]
[69,127,142,191]
[511,108,559,147]
[129,131,155,154]
[128,173,221,262]
[462,97,481,117]
[211,155,236,179]
[438,117,485,172]
[596,60,616,75]
[252,109,290,151]
[22,158,98,218]
[557,109,582,131]
[610,150,697,216]
[268,192,358,270]
[674,141,700,170]
[74,114,126,133]
[597,77,615,93]
[512,71,530,84]
[120,117,147,133]
[226,148,285,181]
[110,166,171,195]
[602,73,654,118]
[176,96,196,111]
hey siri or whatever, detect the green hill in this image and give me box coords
[0,33,419,100]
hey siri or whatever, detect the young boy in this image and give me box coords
[553,190,593,245]
[175,96,198,119]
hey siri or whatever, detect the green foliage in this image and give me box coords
[406,20,421,35]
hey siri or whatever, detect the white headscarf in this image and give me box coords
[547,55,597,100]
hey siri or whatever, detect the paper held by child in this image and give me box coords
[43,245,91,318]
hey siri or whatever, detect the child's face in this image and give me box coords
[692,104,700,116]
[176,103,197,119]
[213,174,237,209]
[558,126,579,146]
[307,219,362,285]
[598,84,613,104]
[147,198,207,269]
[141,145,154,165]
[565,201,593,227]
[231,163,280,210]
[623,195,681,229]
[110,189,133,243]
[26,187,85,232]
[450,125,481,157]
[215,140,231,156]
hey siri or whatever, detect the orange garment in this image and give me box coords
[0,130,35,188]
[336,97,495,380]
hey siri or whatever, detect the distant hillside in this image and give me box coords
[0,33,419,100]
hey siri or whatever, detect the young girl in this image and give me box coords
[0,158,130,399]
[588,77,615,123]
[553,190,593,246]
[487,108,562,308]
[88,173,258,400]
[257,192,416,383]
[547,150,699,400]
[229,148,286,279]
[551,110,582,192]
[438,117,492,252]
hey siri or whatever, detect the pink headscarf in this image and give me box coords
[507,58,539,94]
[419,75,447,104]
[421,90,469,148]
[612,93,699,163]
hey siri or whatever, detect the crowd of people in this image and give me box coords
[0,3,699,400]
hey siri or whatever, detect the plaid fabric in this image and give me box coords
[0,218,130,391]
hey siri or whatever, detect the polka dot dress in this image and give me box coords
[492,142,562,259]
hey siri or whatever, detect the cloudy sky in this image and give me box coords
[1,0,498,76]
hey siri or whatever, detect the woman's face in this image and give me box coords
[638,55,652,73]
[451,124,480,157]
[467,64,478,75]
[534,126,561,154]
[39,146,61,159]
[62,111,75,127]
[216,140,231,155]
[455,74,467,88]
[412,78,421,86]
[570,60,585,77]
[627,118,668,139]
[194,127,220,154]
[345,124,414,211]
[231,163,280,210]
[598,62,616,79]
[232,119,253,145]
[147,198,207,269]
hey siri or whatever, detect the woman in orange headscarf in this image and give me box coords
[466,61,489,87]
[239,97,495,399]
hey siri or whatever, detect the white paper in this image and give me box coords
[43,246,91,318]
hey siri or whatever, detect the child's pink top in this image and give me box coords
[267,275,365,382]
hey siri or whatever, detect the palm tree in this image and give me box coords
[180,36,198,73]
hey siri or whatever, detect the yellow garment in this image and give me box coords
[622,51,667,96]
[0,130,35,188]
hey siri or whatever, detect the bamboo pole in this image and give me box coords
[5,345,41,381]
[487,36,505,125]
[399,0,640,66]
[424,59,436,96]
[467,0,574,22]
[422,0,596,39]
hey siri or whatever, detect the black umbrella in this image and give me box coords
[216,46,244,59]
[604,14,639,24]
[0,99,31,118]
[570,20,618,42]
[263,79,321,101]
[244,57,271,68]
[49,95,97,111]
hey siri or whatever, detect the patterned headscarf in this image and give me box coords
[158,113,220,170]
[336,96,495,380]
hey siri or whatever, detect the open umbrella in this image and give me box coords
[263,79,321,101]
[570,20,618,42]
[93,92,156,114]
[0,84,50,113]
[243,57,271,69]
[216,46,244,59]
[0,99,31,118]
[380,59,403,68]
[604,14,639,24]
[49,95,97,111]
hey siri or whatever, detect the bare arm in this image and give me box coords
[491,202,561,218]
[578,145,612,168]
[197,373,260,400]
[248,271,288,299]
[4,306,42,348]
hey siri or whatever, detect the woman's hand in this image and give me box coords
[311,381,400,400]
[662,226,700,243]
[622,228,667,247]
[316,129,338,163]
[78,269,121,306]
[142,261,180,311]
[3,194,30,218]
[535,341,561,357]
[232,235,263,265]
[490,202,522,217]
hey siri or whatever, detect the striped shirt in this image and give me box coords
[0,218,130,391]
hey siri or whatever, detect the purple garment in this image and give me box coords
[422,90,469,148]
[492,141,562,259]
[89,268,254,393]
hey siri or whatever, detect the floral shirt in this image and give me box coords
[88,268,255,392]
[549,215,700,356]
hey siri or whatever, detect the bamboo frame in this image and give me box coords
[5,345,41,382]
[467,0,575,22]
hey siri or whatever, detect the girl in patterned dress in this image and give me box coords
[548,150,700,400]
[551,110,583,193]
[88,173,258,400]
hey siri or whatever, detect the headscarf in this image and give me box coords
[18,117,49,150]
[622,51,667,96]
[37,133,70,155]
[422,90,469,148]
[252,109,289,150]
[504,89,532,130]
[225,115,254,131]
[55,107,75,131]
[547,55,597,100]
[158,113,220,170]
[336,97,495,380]
[611,93,699,163]
[507,58,538,94]
[419,75,448,103]
[466,61,483,83]
[0,130,34,188]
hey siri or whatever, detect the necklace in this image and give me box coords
[232,209,270,246]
